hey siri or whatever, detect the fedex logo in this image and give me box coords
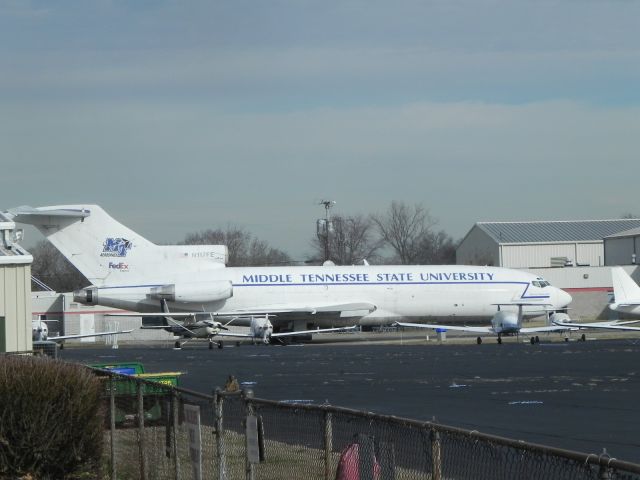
[109,262,129,271]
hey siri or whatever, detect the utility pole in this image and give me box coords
[317,200,335,263]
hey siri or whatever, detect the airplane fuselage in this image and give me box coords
[75,264,570,327]
[610,304,640,316]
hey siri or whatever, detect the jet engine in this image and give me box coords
[150,280,233,303]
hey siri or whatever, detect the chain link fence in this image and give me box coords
[89,367,640,480]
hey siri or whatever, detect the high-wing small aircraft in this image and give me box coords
[32,318,133,344]
[5,205,573,336]
[141,313,356,349]
[138,313,229,349]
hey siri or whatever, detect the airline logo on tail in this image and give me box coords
[101,238,133,257]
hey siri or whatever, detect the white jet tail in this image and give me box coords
[7,205,227,287]
[611,267,640,305]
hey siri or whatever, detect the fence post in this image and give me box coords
[172,389,181,480]
[109,376,117,480]
[598,449,612,480]
[357,433,376,479]
[244,389,257,480]
[137,382,147,480]
[430,427,442,480]
[379,441,396,480]
[323,411,333,480]
[214,388,227,480]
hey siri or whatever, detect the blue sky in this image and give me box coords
[2,0,639,259]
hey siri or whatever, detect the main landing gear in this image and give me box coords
[530,336,540,345]
[208,339,224,349]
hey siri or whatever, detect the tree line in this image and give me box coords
[29,201,459,292]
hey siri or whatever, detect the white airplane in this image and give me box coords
[394,303,571,345]
[5,205,573,335]
[609,267,640,316]
[139,314,230,349]
[32,318,133,344]
[547,267,640,337]
[143,313,356,349]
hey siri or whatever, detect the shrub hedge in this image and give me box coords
[0,356,104,478]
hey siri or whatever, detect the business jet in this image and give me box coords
[32,318,133,344]
[609,267,640,317]
[142,313,356,349]
[545,268,640,339]
[4,205,573,335]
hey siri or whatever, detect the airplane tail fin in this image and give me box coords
[611,267,640,305]
[6,205,228,287]
[7,205,156,286]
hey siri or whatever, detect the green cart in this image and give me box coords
[90,362,183,426]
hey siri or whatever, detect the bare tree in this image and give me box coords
[310,214,383,265]
[415,230,458,265]
[30,241,89,292]
[182,226,291,266]
[372,201,437,264]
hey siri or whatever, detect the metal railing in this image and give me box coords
[89,367,640,480]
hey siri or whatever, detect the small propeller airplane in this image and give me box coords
[138,313,356,349]
[127,301,357,349]
[393,302,570,345]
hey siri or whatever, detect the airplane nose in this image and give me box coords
[556,288,572,308]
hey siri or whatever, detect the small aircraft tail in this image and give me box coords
[611,267,640,305]
[6,205,227,287]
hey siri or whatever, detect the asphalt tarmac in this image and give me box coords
[59,336,640,464]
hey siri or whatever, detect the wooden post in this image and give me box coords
[379,441,396,480]
[244,389,257,480]
[172,390,181,480]
[137,382,147,480]
[430,428,442,480]
[357,434,375,479]
[109,377,116,480]
[214,388,227,480]
[323,411,333,480]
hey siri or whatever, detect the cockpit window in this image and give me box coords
[533,278,550,288]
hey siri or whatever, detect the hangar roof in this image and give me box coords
[476,219,640,244]
[604,226,640,239]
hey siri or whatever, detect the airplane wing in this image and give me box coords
[393,322,494,334]
[48,329,134,341]
[271,326,358,337]
[214,325,357,338]
[553,320,640,331]
[106,302,377,319]
[519,325,572,333]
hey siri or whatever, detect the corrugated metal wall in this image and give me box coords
[456,226,499,265]
[0,264,32,352]
[605,236,639,266]
[500,242,603,268]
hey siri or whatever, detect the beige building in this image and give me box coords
[457,219,640,269]
[0,213,32,352]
